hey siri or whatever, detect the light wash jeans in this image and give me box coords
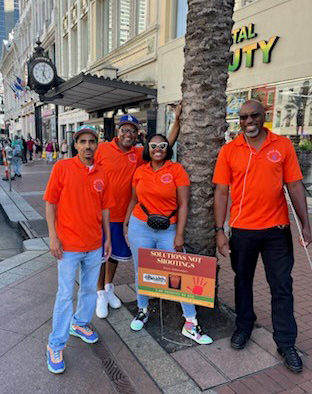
[48,247,102,351]
[128,215,196,319]
[11,157,21,176]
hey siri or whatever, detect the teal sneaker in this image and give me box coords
[69,324,99,343]
[46,345,65,374]
[130,309,149,331]
[182,322,213,345]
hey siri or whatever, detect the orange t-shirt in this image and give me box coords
[95,138,144,222]
[43,156,115,252]
[132,161,190,223]
[213,129,303,230]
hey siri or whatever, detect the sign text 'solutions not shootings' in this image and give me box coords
[138,248,217,308]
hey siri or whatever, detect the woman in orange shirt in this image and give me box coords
[124,134,212,344]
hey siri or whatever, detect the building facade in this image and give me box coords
[0,0,57,140]
[1,0,312,142]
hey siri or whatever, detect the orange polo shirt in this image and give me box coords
[213,129,303,230]
[43,156,115,252]
[132,161,190,223]
[95,138,144,222]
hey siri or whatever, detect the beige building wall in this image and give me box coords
[229,0,312,91]
[156,0,312,136]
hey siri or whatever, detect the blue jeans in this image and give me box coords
[128,216,196,319]
[11,157,21,176]
[48,248,102,351]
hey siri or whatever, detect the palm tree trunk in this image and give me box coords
[179,0,234,257]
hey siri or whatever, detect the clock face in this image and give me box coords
[32,61,55,85]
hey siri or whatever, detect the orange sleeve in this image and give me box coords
[174,163,190,186]
[43,162,63,204]
[132,167,142,187]
[283,139,303,183]
[135,146,144,166]
[212,146,231,185]
[101,173,116,210]
[94,143,106,165]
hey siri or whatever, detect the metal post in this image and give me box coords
[8,162,12,192]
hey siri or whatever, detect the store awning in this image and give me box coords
[41,72,157,112]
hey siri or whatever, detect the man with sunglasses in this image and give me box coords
[95,108,181,319]
[213,99,311,373]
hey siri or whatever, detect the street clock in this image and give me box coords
[27,40,63,96]
[32,60,55,85]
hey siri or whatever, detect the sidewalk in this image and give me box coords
[1,160,312,393]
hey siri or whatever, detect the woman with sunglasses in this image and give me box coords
[123,134,213,344]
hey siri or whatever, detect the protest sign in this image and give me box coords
[138,248,217,308]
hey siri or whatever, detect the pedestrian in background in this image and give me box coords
[123,133,213,344]
[21,136,27,164]
[44,125,115,374]
[35,138,42,159]
[26,137,34,162]
[213,99,312,373]
[60,139,68,159]
[11,135,23,178]
[45,140,54,163]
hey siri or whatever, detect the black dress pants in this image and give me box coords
[230,226,297,349]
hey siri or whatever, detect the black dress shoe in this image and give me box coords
[231,329,250,350]
[278,347,302,373]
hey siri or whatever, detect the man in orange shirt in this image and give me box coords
[95,107,181,318]
[44,125,114,374]
[213,100,312,373]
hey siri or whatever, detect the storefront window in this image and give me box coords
[61,125,66,140]
[275,111,281,127]
[285,110,292,127]
[309,108,312,127]
[227,78,312,136]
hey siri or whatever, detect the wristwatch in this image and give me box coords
[214,226,224,232]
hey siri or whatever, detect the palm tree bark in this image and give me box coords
[179,0,234,257]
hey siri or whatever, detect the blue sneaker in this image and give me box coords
[46,345,65,374]
[69,324,99,343]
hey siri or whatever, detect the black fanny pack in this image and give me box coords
[140,205,176,230]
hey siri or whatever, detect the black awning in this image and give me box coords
[41,72,157,112]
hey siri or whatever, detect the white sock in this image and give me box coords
[142,308,148,314]
[105,283,114,292]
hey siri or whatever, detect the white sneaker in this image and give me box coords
[96,290,108,318]
[105,283,121,309]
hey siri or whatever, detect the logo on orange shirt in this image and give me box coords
[128,153,137,163]
[161,173,173,184]
[94,179,104,192]
[267,150,282,163]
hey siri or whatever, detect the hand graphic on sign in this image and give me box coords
[187,277,207,295]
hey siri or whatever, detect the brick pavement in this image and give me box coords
[1,159,312,392]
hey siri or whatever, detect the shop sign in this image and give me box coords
[229,23,279,72]
[21,102,35,116]
[138,248,217,308]
[42,108,54,117]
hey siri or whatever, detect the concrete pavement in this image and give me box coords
[1,159,312,393]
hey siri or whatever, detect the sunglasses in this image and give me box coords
[239,113,261,121]
[120,128,137,135]
[148,142,168,150]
